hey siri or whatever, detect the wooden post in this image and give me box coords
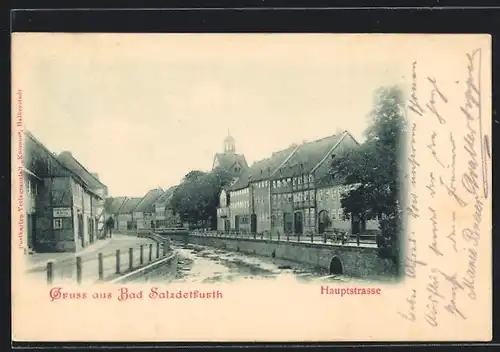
[261,232,264,240]
[253,232,256,240]
[277,231,280,242]
[116,249,121,274]
[76,256,82,284]
[323,233,327,244]
[149,243,153,262]
[98,253,103,280]
[156,242,160,258]
[311,232,314,243]
[46,261,53,285]
[163,241,167,256]
[287,233,290,242]
[297,233,301,242]
[129,248,133,271]
[140,245,144,264]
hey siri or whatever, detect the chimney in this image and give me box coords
[91,173,99,180]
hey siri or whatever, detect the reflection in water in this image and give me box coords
[147,243,378,284]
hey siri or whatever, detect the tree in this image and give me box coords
[330,85,406,265]
[170,168,234,229]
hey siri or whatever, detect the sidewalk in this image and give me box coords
[24,233,150,273]
[25,233,160,284]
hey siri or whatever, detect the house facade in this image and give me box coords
[228,183,251,233]
[216,188,231,232]
[104,196,127,230]
[270,131,359,235]
[117,197,142,231]
[134,188,164,230]
[23,131,107,253]
[216,130,377,237]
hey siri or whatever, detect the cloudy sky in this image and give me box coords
[15,34,406,197]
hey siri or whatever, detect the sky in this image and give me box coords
[16,34,406,197]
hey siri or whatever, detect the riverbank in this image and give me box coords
[148,243,397,285]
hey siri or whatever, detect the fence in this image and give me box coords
[182,230,378,247]
[45,240,170,285]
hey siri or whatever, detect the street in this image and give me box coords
[25,234,159,284]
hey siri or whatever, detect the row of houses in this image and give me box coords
[104,186,180,233]
[22,131,108,253]
[215,130,379,236]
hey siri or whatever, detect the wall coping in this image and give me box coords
[165,233,379,253]
[108,251,177,284]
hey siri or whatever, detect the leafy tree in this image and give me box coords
[330,85,406,266]
[170,167,234,229]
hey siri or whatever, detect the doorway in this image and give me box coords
[250,214,257,233]
[283,213,293,233]
[318,210,329,234]
[78,213,84,248]
[27,213,37,251]
[294,212,303,234]
[235,215,240,232]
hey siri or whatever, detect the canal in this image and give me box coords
[146,242,382,284]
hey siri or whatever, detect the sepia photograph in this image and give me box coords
[11,33,492,342]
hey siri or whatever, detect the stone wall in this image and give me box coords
[109,251,178,284]
[162,233,396,279]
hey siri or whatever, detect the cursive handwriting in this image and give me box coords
[425,272,444,327]
[462,248,477,300]
[433,269,467,320]
[405,232,428,278]
[409,61,426,116]
[428,207,443,256]
[399,289,417,322]
[426,172,436,198]
[461,48,489,199]
[426,77,448,124]
[447,211,458,252]
[428,131,446,168]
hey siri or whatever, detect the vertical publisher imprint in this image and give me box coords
[16,89,23,249]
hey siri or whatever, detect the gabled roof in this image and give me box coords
[106,196,128,214]
[272,132,347,180]
[118,197,142,214]
[154,186,177,207]
[23,131,101,197]
[134,188,164,213]
[57,151,106,191]
[248,145,298,183]
[229,169,250,191]
[213,153,249,171]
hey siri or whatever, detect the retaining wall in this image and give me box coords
[161,233,396,279]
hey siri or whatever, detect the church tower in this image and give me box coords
[224,130,236,154]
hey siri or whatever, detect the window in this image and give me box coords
[53,219,63,229]
[331,209,337,220]
[309,174,314,183]
[27,180,31,195]
[338,209,345,221]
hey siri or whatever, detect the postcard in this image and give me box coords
[11,33,492,342]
